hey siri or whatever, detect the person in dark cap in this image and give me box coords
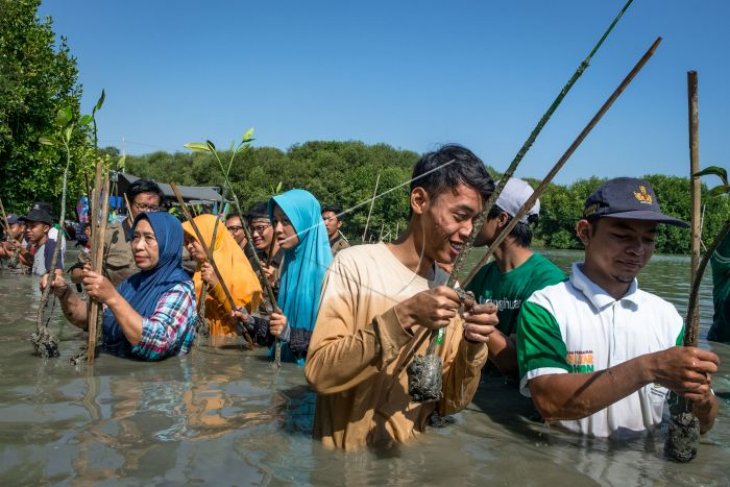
[0,214,28,268]
[517,177,718,438]
[19,205,64,276]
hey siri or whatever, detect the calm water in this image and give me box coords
[1,248,728,486]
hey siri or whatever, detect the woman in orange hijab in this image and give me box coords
[182,214,262,340]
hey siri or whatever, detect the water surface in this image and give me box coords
[0,249,728,486]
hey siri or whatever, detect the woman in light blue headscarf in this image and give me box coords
[265,189,333,364]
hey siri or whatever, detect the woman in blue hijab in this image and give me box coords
[49,212,197,360]
[265,189,333,364]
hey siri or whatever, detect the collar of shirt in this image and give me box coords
[569,262,640,311]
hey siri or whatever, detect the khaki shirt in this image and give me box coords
[76,221,136,287]
[305,242,488,450]
[329,235,350,256]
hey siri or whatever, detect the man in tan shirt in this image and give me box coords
[305,144,499,450]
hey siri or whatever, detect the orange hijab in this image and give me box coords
[182,214,262,337]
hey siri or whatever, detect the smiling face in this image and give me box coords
[577,217,658,298]
[249,218,274,251]
[273,206,300,250]
[413,183,484,264]
[131,218,160,271]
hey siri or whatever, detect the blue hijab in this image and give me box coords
[102,212,191,357]
[269,190,333,361]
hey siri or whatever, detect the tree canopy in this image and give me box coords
[122,140,728,255]
[0,0,87,214]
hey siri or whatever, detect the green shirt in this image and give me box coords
[466,252,566,337]
[708,232,730,343]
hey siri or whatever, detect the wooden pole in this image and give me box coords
[170,183,254,347]
[687,70,701,346]
[87,168,110,364]
[362,172,380,242]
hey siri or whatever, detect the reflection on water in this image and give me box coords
[0,249,728,486]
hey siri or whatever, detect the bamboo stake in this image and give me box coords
[170,183,254,347]
[408,37,662,380]
[687,70,702,345]
[445,0,635,290]
[87,169,110,364]
[362,172,381,242]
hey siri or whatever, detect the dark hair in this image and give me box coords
[411,144,494,206]
[246,202,270,222]
[127,179,164,203]
[225,212,242,221]
[487,204,535,248]
[321,204,343,221]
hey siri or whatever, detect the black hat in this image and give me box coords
[20,204,53,226]
[7,214,22,225]
[246,202,270,222]
[583,177,688,227]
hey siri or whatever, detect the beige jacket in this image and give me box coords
[305,243,488,450]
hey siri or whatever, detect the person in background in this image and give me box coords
[250,189,333,364]
[321,204,350,256]
[20,206,64,277]
[246,202,284,292]
[183,214,262,342]
[225,212,248,252]
[466,178,566,380]
[70,178,163,287]
[48,212,197,360]
[517,177,718,438]
[0,214,28,269]
[707,231,730,343]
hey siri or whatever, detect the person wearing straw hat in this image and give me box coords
[466,178,566,380]
[517,177,718,437]
[305,144,499,450]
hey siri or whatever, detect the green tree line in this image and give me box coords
[122,141,728,255]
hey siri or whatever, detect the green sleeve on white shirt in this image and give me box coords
[516,300,570,381]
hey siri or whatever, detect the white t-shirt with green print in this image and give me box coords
[517,262,684,437]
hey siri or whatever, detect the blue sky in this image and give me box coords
[39,0,729,185]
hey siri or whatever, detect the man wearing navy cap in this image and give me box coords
[517,177,718,438]
[0,214,28,268]
[19,205,64,276]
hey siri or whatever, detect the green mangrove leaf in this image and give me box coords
[206,140,216,151]
[64,125,73,142]
[38,136,56,146]
[94,89,106,113]
[55,106,73,127]
[242,127,255,142]
[709,184,730,197]
[79,114,93,126]
[694,166,728,186]
[184,142,211,152]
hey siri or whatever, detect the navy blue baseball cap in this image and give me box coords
[7,214,22,225]
[583,177,688,227]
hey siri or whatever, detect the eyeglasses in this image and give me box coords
[251,224,271,234]
[133,203,160,212]
[226,225,243,232]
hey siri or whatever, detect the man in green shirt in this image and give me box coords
[707,231,730,343]
[467,178,565,380]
